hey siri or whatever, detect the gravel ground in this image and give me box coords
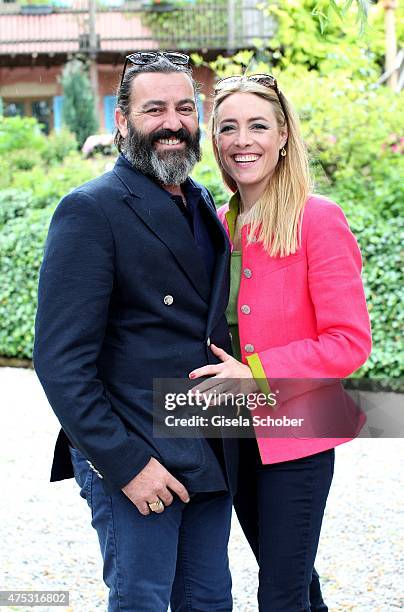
[0,367,403,612]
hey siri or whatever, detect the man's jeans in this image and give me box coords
[70,447,233,611]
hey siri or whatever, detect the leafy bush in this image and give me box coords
[281,71,404,219]
[5,148,45,173]
[347,210,403,380]
[0,189,35,228]
[0,206,53,358]
[0,143,113,359]
[321,156,403,221]
[0,116,47,156]
[9,153,105,209]
[0,117,47,185]
[41,129,78,165]
[0,119,113,359]
[0,117,80,190]
[260,0,404,78]
[0,117,109,209]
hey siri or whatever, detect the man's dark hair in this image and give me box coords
[114,58,198,153]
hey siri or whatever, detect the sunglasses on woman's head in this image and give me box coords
[214,74,288,122]
[120,51,190,86]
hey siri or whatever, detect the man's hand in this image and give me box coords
[122,457,190,515]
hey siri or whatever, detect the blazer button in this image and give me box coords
[206,337,211,347]
[243,268,252,278]
[244,343,255,353]
[163,295,174,306]
[241,304,251,315]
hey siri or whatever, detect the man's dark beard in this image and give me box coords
[121,121,201,186]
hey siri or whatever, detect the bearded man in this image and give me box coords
[34,53,237,612]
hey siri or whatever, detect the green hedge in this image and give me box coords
[0,113,402,380]
[0,207,53,357]
[0,185,402,380]
[8,153,102,210]
[349,212,403,380]
[0,117,111,359]
[0,189,35,227]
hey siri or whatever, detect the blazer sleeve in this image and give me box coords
[247,201,372,380]
[34,191,153,493]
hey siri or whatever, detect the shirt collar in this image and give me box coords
[225,192,240,241]
[169,178,202,214]
[182,177,202,198]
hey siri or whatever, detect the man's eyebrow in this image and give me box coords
[141,98,196,110]
[141,100,167,110]
[177,98,196,107]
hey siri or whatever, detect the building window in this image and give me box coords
[31,99,51,134]
[4,101,24,117]
[2,98,52,133]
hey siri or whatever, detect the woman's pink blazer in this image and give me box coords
[218,195,372,463]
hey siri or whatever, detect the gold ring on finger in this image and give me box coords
[148,499,164,512]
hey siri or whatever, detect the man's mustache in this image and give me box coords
[151,128,193,145]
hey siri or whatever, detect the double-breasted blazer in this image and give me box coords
[34,155,237,494]
[218,195,372,463]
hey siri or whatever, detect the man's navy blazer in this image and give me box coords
[34,155,238,495]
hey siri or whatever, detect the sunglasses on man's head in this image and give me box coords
[214,73,287,121]
[120,51,190,86]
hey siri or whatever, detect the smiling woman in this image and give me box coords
[188,75,372,611]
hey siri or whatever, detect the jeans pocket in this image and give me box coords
[69,446,93,508]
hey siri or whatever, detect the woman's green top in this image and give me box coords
[225,251,242,361]
[223,193,271,396]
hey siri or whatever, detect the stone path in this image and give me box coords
[0,368,402,611]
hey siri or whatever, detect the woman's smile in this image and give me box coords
[232,153,261,164]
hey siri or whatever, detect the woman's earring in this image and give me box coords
[280,147,287,157]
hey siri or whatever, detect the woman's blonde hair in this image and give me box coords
[210,79,311,257]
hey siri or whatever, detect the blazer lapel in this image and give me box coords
[114,157,211,303]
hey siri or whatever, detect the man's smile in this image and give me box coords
[155,138,186,149]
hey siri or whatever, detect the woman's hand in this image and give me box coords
[188,344,259,402]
